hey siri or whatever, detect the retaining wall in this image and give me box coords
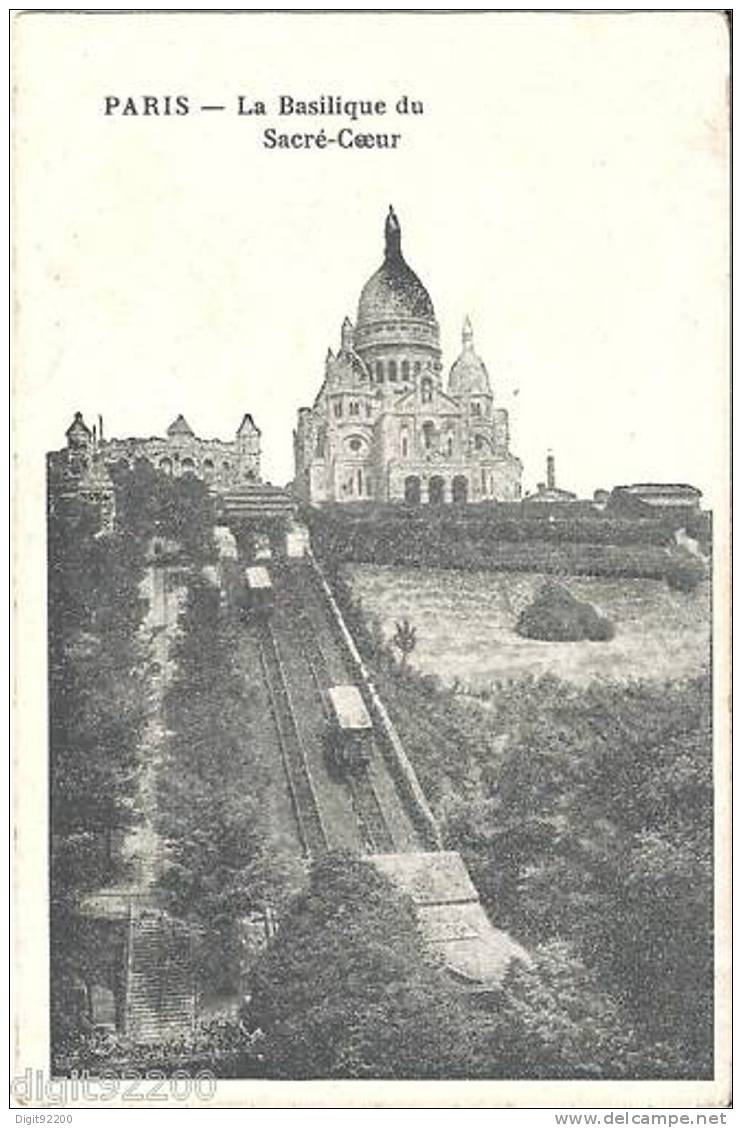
[308,552,442,852]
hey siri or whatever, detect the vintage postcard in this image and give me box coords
[11,10,731,1111]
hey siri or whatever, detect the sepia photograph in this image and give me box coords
[11,9,730,1109]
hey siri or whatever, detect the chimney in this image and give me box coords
[546,451,556,491]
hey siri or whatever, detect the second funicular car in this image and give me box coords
[243,565,274,619]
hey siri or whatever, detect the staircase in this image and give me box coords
[124,909,195,1042]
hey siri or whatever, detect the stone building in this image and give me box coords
[293,207,522,505]
[54,410,261,493]
[49,411,118,533]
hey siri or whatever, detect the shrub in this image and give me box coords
[664,554,706,593]
[516,581,615,642]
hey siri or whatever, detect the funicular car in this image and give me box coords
[243,565,274,619]
[325,685,373,775]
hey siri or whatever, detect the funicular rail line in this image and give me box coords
[279,566,396,854]
[257,619,329,857]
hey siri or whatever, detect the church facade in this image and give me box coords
[293,207,522,506]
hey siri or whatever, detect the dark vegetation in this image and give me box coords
[247,851,644,1079]
[49,460,713,1079]
[316,563,714,1078]
[664,552,707,593]
[516,580,615,641]
[48,462,217,1063]
[304,503,711,582]
[154,577,303,995]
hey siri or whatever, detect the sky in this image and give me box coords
[14,11,729,504]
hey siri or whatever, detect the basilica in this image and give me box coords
[293,207,522,506]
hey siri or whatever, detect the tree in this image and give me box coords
[247,851,491,1079]
[392,617,417,667]
[154,579,291,992]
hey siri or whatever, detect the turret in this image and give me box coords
[547,450,556,491]
[340,317,354,354]
[65,410,92,450]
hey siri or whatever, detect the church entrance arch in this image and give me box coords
[429,476,445,505]
[404,475,421,505]
[452,475,468,504]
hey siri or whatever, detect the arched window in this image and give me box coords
[388,360,397,382]
[421,377,433,404]
[414,360,422,377]
[375,360,384,382]
[315,427,326,458]
[446,433,454,457]
[333,400,343,418]
[475,435,484,452]
[349,401,360,416]
[422,421,436,451]
[357,469,364,495]
[400,428,409,458]
[471,401,482,416]
[401,360,410,381]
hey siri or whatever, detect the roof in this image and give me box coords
[237,412,261,436]
[371,851,478,904]
[370,852,531,989]
[617,483,702,498]
[166,414,195,438]
[245,566,272,589]
[65,411,92,438]
[357,208,436,326]
[326,685,372,731]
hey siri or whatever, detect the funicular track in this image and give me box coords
[278,566,396,855]
[257,619,329,857]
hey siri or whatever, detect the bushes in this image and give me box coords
[664,553,706,592]
[305,507,693,580]
[515,581,615,642]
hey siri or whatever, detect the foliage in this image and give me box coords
[515,580,615,642]
[154,578,298,992]
[48,489,150,1051]
[247,851,480,1078]
[319,565,713,1078]
[392,617,417,665]
[303,504,706,581]
[48,461,218,1057]
[53,1013,264,1079]
[246,852,651,1079]
[664,552,707,593]
[109,458,217,565]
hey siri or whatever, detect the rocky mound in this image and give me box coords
[516,580,615,642]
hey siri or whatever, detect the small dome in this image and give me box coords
[357,207,436,326]
[66,411,92,439]
[448,317,491,396]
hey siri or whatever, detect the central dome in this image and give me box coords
[356,207,436,326]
